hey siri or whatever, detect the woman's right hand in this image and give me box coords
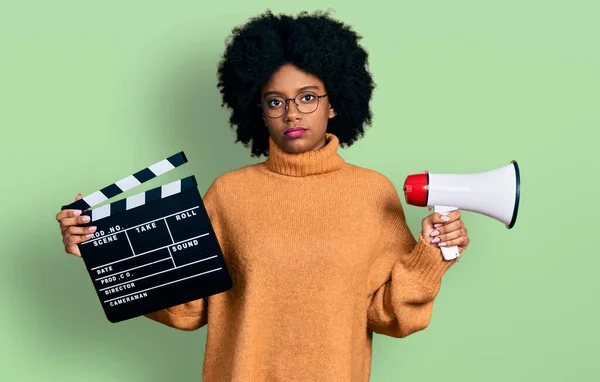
[55,193,97,257]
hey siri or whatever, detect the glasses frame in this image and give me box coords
[258,91,328,119]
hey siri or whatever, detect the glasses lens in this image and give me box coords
[295,91,319,113]
[263,96,286,118]
[262,91,320,118]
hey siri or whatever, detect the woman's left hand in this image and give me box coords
[421,210,470,255]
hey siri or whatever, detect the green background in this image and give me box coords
[1,0,597,381]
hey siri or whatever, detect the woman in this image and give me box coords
[55,10,470,381]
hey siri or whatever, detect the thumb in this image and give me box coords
[75,193,89,212]
[421,214,432,235]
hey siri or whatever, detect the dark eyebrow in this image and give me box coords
[262,85,320,98]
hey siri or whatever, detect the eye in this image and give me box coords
[267,99,283,108]
[300,94,315,103]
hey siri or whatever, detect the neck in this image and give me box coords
[265,133,345,176]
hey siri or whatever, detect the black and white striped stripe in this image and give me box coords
[62,152,187,212]
[81,175,197,222]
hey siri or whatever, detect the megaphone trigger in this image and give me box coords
[434,205,458,215]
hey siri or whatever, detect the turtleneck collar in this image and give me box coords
[265,133,346,176]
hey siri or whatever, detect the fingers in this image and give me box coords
[65,225,97,237]
[61,219,95,250]
[431,226,465,243]
[55,208,80,223]
[62,220,95,253]
[422,211,461,231]
[436,234,470,249]
[59,214,92,234]
[433,220,464,236]
[54,193,84,223]
[57,193,88,257]
[63,232,94,246]
[429,210,461,225]
[421,210,462,235]
[63,229,93,257]
[423,209,470,252]
[430,222,469,249]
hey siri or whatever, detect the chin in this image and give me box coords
[278,139,311,153]
[282,143,307,154]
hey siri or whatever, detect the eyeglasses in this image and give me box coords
[258,91,328,118]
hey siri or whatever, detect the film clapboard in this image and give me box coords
[61,152,232,323]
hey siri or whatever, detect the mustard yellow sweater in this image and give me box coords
[145,133,457,381]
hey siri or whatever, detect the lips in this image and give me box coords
[284,126,306,134]
[284,126,307,138]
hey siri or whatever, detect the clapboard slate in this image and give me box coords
[61,152,232,323]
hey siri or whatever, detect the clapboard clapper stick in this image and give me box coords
[77,175,198,222]
[61,152,187,211]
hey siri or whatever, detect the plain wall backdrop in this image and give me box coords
[1,0,598,381]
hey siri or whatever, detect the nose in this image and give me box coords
[284,99,301,121]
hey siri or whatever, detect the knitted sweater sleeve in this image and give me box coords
[366,178,456,338]
[143,178,225,331]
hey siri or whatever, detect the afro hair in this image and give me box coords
[216,9,376,157]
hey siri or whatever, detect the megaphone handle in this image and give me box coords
[433,205,460,261]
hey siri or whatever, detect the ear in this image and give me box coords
[328,106,336,119]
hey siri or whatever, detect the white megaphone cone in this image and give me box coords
[403,160,521,261]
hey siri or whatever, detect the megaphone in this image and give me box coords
[403,160,520,261]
